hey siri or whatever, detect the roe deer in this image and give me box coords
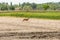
[23,18,29,21]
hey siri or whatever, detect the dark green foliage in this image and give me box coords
[42,4,49,10]
[0,2,8,10]
[31,3,37,10]
[1,6,8,10]
[0,2,60,10]
[9,6,15,10]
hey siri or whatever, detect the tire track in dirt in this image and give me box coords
[0,32,60,39]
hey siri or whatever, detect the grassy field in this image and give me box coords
[0,11,60,19]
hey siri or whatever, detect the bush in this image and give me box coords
[9,6,15,10]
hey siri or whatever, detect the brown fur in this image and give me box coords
[23,18,29,21]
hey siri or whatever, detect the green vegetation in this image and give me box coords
[0,11,60,20]
[0,2,60,20]
[42,4,49,10]
[0,2,60,10]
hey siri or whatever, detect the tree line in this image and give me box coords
[0,2,60,11]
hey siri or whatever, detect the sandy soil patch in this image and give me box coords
[0,17,60,32]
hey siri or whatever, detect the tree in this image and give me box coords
[52,5,58,10]
[23,5,32,11]
[9,2,15,10]
[31,3,37,10]
[10,2,12,6]
[36,4,43,10]
[42,4,49,10]
[22,2,26,8]
[9,6,15,10]
[0,3,8,10]
[1,6,8,10]
[14,4,19,8]
[19,3,21,7]
[25,2,31,6]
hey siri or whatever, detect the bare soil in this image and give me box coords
[0,17,60,40]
